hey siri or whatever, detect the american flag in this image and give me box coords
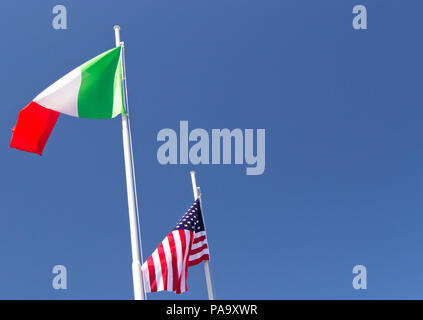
[141,199,210,294]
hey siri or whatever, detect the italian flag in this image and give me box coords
[10,46,124,155]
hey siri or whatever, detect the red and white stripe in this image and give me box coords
[141,230,209,294]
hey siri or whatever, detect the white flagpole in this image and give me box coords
[190,171,215,300]
[114,25,145,300]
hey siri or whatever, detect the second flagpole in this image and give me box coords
[190,171,215,300]
[115,25,145,300]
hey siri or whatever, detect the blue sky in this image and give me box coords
[1,0,423,299]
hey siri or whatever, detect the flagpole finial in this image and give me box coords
[190,171,199,200]
[114,26,121,47]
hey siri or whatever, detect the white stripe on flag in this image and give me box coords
[152,250,163,291]
[141,262,151,293]
[162,237,173,292]
[189,248,210,262]
[180,230,192,293]
[34,67,81,117]
[173,230,183,282]
[194,231,207,239]
[191,240,208,250]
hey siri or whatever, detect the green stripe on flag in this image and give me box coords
[77,46,123,119]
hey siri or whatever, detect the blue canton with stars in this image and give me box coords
[173,199,206,233]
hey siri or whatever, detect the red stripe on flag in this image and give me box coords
[190,243,208,255]
[157,243,167,291]
[168,232,178,292]
[147,256,157,292]
[10,101,59,155]
[188,254,210,267]
[193,235,206,244]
